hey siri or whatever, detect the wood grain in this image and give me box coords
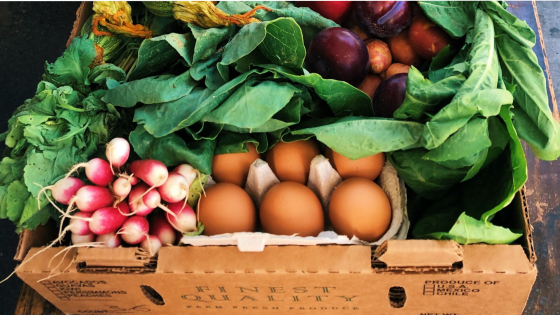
[510,3,560,314]
[13,2,560,315]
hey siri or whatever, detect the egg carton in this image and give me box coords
[181,156,409,252]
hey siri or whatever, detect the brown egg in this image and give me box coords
[212,143,260,187]
[198,183,256,235]
[329,178,392,242]
[260,181,324,237]
[325,148,385,181]
[266,140,320,184]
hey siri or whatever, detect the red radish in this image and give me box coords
[89,202,130,235]
[129,174,139,185]
[66,158,114,186]
[129,183,155,216]
[69,212,93,236]
[150,213,177,245]
[173,164,199,186]
[71,232,96,244]
[158,172,190,203]
[119,216,149,244]
[106,137,130,170]
[129,159,169,188]
[113,176,133,197]
[166,202,198,234]
[141,235,162,256]
[96,232,122,248]
[36,177,85,206]
[67,185,114,212]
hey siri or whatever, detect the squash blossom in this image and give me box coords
[92,1,154,38]
[173,1,272,28]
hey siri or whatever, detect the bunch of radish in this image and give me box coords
[38,137,204,257]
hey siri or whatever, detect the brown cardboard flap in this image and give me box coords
[157,245,372,273]
[463,244,535,273]
[374,240,463,268]
[14,221,58,262]
[76,248,152,268]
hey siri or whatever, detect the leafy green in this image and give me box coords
[128,33,196,80]
[482,1,535,48]
[422,117,491,170]
[414,211,522,244]
[129,126,215,174]
[214,131,266,154]
[495,29,560,160]
[221,18,306,69]
[6,180,29,222]
[217,1,337,46]
[203,80,301,129]
[389,149,469,199]
[0,77,126,230]
[103,71,198,107]
[292,118,424,159]
[189,24,237,63]
[259,64,373,116]
[190,51,228,90]
[134,88,213,137]
[43,36,97,94]
[259,18,306,69]
[418,1,478,38]
[395,67,465,121]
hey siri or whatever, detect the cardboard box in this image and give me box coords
[15,3,537,314]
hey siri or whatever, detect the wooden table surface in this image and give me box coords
[13,2,560,315]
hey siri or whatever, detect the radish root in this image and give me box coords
[65,162,88,178]
[0,225,73,285]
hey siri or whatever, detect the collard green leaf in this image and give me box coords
[103,71,197,108]
[423,117,491,169]
[415,212,521,244]
[495,29,560,161]
[462,106,527,223]
[128,33,196,80]
[462,10,500,93]
[189,24,237,63]
[429,47,469,83]
[485,116,510,168]
[395,67,465,121]
[418,1,478,38]
[292,118,424,159]
[389,149,469,199]
[203,80,301,129]
[421,89,512,149]
[129,126,215,174]
[134,88,213,137]
[482,1,535,48]
[260,64,373,116]
[43,36,97,94]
